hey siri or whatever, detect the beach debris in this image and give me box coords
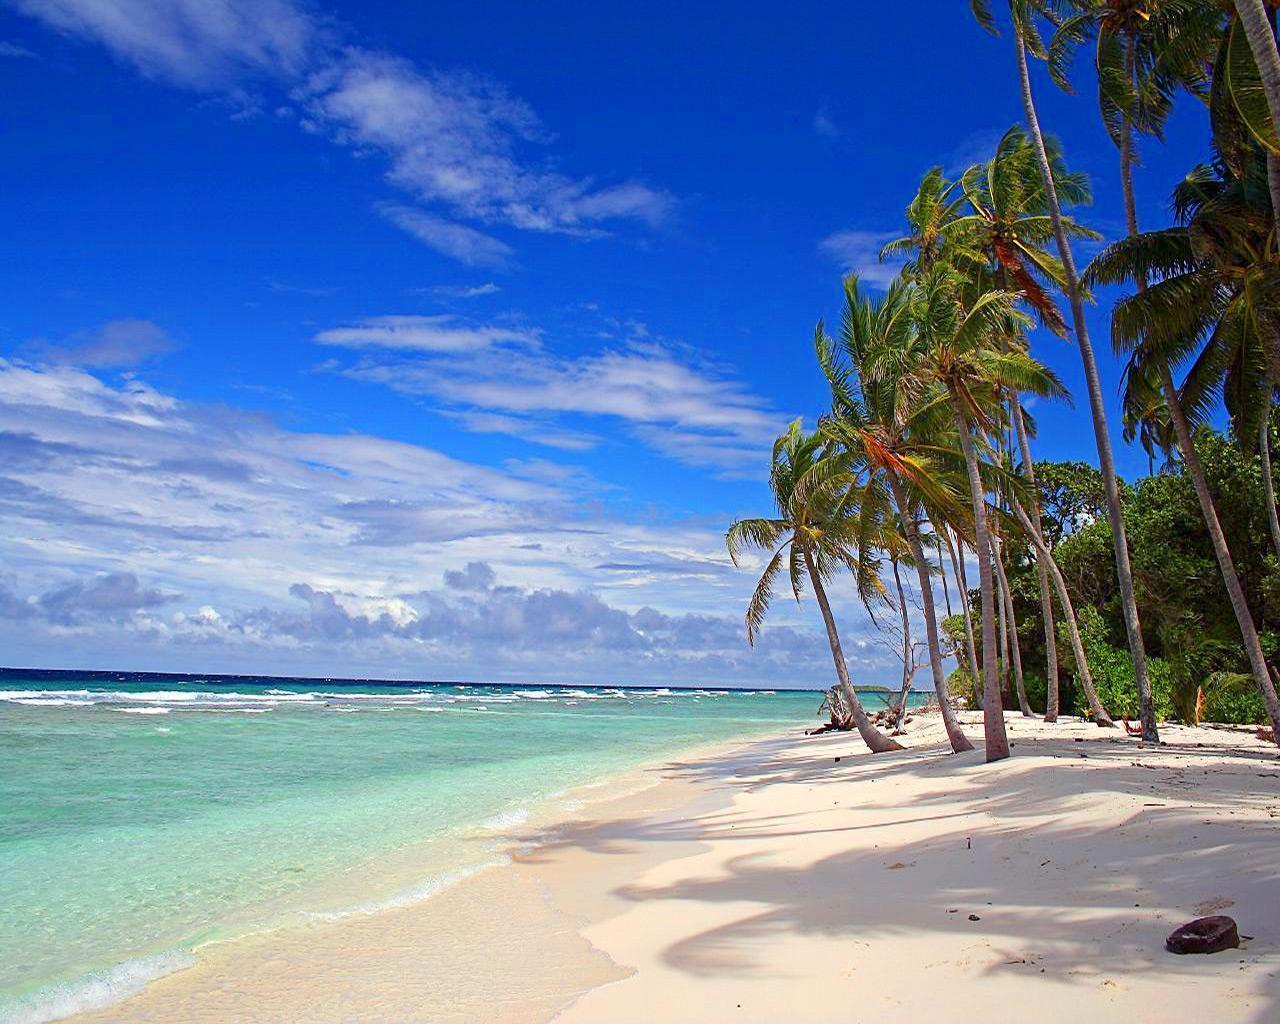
[1165,916,1240,955]
[968,914,981,921]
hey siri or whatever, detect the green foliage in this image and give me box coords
[1058,606,1175,721]
[1000,435,1278,726]
[946,665,976,709]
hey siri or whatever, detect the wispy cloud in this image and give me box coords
[812,108,839,139]
[418,282,501,300]
[323,319,788,474]
[10,0,315,86]
[376,204,515,268]
[29,319,177,368]
[0,39,36,58]
[266,278,338,297]
[11,0,674,264]
[818,229,904,288]
[314,315,538,354]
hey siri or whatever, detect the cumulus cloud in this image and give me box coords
[37,571,179,625]
[11,0,673,263]
[0,360,868,683]
[444,560,496,592]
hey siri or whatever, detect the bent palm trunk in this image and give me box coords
[1159,367,1280,739]
[1010,497,1113,726]
[993,540,1033,716]
[943,527,982,697]
[891,558,913,732]
[803,546,904,753]
[952,401,1010,761]
[1012,397,1060,720]
[886,476,974,752]
[1013,27,1159,743]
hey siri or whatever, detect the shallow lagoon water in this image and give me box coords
[0,673,908,1022]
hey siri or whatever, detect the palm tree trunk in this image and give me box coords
[1260,367,1280,561]
[1010,496,1113,726]
[1011,397,1060,720]
[1236,1,1280,221]
[1158,366,1280,739]
[993,538,1033,716]
[937,531,955,618]
[1014,26,1159,742]
[951,400,1010,761]
[943,527,982,700]
[886,475,975,752]
[1114,71,1279,738]
[802,545,904,753]
[996,543,1012,705]
[891,557,913,732]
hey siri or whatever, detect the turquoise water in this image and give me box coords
[0,674,903,1022]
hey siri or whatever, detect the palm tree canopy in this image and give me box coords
[726,421,886,644]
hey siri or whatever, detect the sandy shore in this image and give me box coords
[68,711,1279,1023]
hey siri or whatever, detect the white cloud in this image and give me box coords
[325,319,788,473]
[0,360,882,684]
[376,205,515,268]
[420,282,501,299]
[818,229,904,288]
[0,39,36,58]
[813,108,839,139]
[314,315,537,354]
[11,1,674,263]
[30,318,177,368]
[10,0,315,86]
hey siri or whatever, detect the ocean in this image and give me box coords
[0,670,909,1023]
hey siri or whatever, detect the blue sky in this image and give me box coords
[0,1,1213,686]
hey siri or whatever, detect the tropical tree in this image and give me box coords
[972,0,1161,740]
[949,127,1101,720]
[1232,0,1280,217]
[727,421,905,753]
[815,276,976,753]
[1085,154,1280,738]
[897,265,1066,760]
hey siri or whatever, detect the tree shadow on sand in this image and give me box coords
[512,722,1280,1022]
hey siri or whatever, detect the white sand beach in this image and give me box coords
[68,711,1279,1023]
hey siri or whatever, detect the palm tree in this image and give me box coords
[1085,155,1280,739]
[815,276,975,753]
[727,421,905,753]
[1233,0,1280,218]
[902,266,1068,760]
[948,128,1101,720]
[881,167,969,276]
[972,0,1161,741]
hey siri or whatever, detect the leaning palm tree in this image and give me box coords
[815,277,976,753]
[971,0,1162,741]
[1085,154,1280,739]
[900,265,1068,759]
[727,421,904,753]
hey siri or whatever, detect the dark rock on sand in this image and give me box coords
[1165,916,1240,955]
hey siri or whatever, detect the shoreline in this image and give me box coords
[51,712,1280,1022]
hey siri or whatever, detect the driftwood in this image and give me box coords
[807,688,854,735]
